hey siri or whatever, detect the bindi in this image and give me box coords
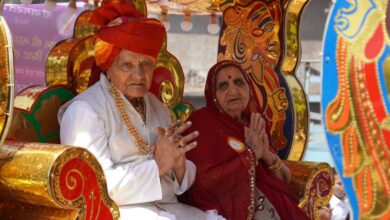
[227,75,232,79]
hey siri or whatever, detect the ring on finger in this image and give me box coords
[169,135,180,142]
[178,139,186,148]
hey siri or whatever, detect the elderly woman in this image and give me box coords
[58,2,211,219]
[183,61,309,220]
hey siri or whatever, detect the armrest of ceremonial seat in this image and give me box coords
[0,141,119,220]
[6,85,75,144]
[283,160,333,220]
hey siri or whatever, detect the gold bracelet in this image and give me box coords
[268,155,282,171]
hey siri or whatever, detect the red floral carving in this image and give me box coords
[59,158,114,220]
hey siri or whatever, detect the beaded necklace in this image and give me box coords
[129,98,146,123]
[108,84,149,155]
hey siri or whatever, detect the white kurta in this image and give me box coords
[58,75,206,220]
[329,195,350,220]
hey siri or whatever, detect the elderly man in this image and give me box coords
[329,171,351,220]
[58,2,216,219]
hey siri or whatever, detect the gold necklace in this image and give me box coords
[129,97,146,123]
[108,85,149,155]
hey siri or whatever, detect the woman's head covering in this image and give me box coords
[90,2,165,71]
[204,60,260,119]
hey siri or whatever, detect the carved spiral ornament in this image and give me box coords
[50,148,120,220]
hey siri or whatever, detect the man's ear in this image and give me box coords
[106,69,112,81]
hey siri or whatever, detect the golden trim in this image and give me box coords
[46,39,80,87]
[0,200,78,219]
[285,74,309,160]
[281,0,310,74]
[298,163,333,220]
[0,2,15,149]
[247,148,256,220]
[156,41,185,108]
[73,11,96,39]
[160,80,175,104]
[282,160,333,219]
[282,0,310,160]
[71,37,96,94]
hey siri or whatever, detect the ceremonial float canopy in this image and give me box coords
[145,0,220,15]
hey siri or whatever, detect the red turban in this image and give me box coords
[90,2,165,70]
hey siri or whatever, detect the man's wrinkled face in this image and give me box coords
[107,49,156,99]
[334,174,346,200]
[215,66,250,119]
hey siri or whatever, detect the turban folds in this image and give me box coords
[91,2,165,71]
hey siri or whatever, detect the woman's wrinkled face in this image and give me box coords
[107,49,156,99]
[215,66,250,119]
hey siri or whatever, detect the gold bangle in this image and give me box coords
[268,155,282,171]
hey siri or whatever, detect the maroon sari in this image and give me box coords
[183,61,309,220]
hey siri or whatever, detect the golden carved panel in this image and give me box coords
[156,41,185,108]
[0,141,119,219]
[0,1,14,149]
[46,39,80,87]
[0,142,72,207]
[73,11,97,39]
[0,201,78,220]
[217,0,309,160]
